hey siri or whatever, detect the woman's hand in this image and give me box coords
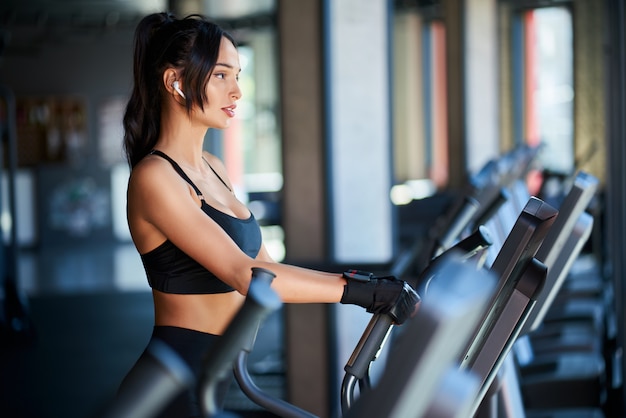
[340,274,421,324]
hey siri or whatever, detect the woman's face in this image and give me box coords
[195,37,242,129]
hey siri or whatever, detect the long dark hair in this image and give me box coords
[123,12,237,168]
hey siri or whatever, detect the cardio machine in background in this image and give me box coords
[351,173,602,418]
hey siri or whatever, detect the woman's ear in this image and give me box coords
[163,69,184,99]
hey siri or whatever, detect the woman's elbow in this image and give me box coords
[224,265,258,295]
[234,262,281,296]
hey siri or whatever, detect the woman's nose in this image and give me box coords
[232,82,242,101]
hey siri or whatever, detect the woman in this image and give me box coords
[118,12,419,417]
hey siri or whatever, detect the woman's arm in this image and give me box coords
[129,155,419,324]
[128,158,345,303]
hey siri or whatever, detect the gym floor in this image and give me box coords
[0,243,284,418]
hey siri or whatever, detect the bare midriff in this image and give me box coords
[152,289,246,335]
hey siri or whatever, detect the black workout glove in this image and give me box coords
[340,270,421,325]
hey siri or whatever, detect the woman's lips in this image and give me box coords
[222,105,236,118]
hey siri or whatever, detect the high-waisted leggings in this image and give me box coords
[118,325,232,418]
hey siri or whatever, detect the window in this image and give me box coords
[391,7,447,206]
[514,6,574,174]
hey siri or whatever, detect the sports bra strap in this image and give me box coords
[149,149,204,198]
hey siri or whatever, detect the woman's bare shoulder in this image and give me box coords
[128,154,185,199]
[127,154,202,233]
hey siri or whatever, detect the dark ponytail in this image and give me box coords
[122,12,237,168]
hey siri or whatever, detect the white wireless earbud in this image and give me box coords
[172,81,186,99]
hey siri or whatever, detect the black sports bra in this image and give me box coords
[140,150,262,294]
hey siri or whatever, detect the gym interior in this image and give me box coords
[1,0,625,417]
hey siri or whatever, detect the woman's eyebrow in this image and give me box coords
[215,62,240,71]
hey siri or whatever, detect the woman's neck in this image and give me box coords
[157,118,209,170]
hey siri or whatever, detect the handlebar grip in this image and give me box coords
[450,225,493,256]
[198,268,282,417]
[251,266,277,285]
[344,313,395,379]
[240,268,278,353]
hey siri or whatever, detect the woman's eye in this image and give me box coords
[215,73,225,79]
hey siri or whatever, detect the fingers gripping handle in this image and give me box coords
[387,281,421,323]
[340,271,420,324]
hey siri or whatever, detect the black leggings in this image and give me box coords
[118,326,232,418]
